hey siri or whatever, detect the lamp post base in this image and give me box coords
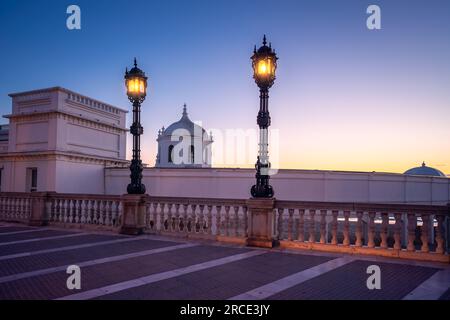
[251,183,274,198]
[127,183,146,195]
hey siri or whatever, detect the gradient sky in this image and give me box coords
[0,0,449,174]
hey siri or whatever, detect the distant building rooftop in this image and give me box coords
[404,162,446,177]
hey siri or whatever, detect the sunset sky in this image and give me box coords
[0,0,449,174]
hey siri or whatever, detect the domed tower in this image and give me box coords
[156,104,213,168]
[404,162,446,177]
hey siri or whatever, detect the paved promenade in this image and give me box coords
[0,223,449,300]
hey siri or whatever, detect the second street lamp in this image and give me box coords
[125,58,147,194]
[250,35,278,198]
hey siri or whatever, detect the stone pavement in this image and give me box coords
[0,223,449,300]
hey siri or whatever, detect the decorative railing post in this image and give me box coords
[246,198,276,248]
[120,194,147,235]
[29,192,53,226]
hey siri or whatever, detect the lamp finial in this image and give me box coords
[134,57,137,67]
[263,35,267,46]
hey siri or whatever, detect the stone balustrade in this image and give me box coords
[0,192,32,223]
[0,192,448,262]
[145,196,248,243]
[274,200,450,262]
[47,194,123,229]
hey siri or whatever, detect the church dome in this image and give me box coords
[404,162,446,177]
[162,104,206,137]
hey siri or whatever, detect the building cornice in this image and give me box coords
[3,110,128,133]
[0,150,129,165]
[8,86,128,113]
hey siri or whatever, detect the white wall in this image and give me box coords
[105,167,450,205]
[54,159,106,194]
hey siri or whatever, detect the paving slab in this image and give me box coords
[268,260,441,300]
[0,244,249,300]
[97,252,333,300]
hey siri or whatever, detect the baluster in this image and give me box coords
[206,205,213,235]
[393,213,402,250]
[115,200,123,226]
[435,214,445,254]
[100,201,106,225]
[80,200,87,224]
[286,208,294,241]
[276,208,284,240]
[17,198,23,220]
[189,204,196,233]
[297,209,305,242]
[73,199,79,223]
[222,205,230,236]
[319,209,327,244]
[87,200,93,223]
[103,201,110,226]
[17,198,22,220]
[407,213,416,251]
[181,204,188,233]
[149,203,156,230]
[198,205,205,234]
[343,211,350,246]
[330,210,338,245]
[233,206,239,237]
[215,205,222,236]
[108,200,114,226]
[308,209,316,243]
[63,199,69,223]
[21,198,26,220]
[158,203,165,232]
[243,206,248,237]
[168,203,174,232]
[161,203,167,231]
[12,198,17,220]
[355,211,363,247]
[421,214,430,252]
[380,212,388,248]
[367,212,376,248]
[174,204,180,232]
[71,199,77,223]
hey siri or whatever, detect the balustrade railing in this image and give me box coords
[274,201,449,261]
[0,192,448,262]
[47,194,123,228]
[0,193,32,222]
[145,196,248,241]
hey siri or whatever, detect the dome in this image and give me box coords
[404,162,446,177]
[161,104,206,137]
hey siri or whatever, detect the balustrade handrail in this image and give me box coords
[146,195,247,206]
[274,199,450,214]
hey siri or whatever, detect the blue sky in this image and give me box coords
[0,0,449,173]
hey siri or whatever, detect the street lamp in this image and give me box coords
[250,35,278,198]
[125,58,147,194]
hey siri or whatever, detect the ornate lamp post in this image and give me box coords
[125,58,147,194]
[250,35,278,198]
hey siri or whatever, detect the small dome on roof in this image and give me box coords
[162,104,206,137]
[404,162,446,177]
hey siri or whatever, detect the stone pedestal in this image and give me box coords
[29,192,52,226]
[120,194,147,235]
[246,198,276,248]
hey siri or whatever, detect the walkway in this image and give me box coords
[0,223,449,300]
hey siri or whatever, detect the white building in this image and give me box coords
[155,104,213,168]
[0,87,128,194]
[0,86,449,205]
